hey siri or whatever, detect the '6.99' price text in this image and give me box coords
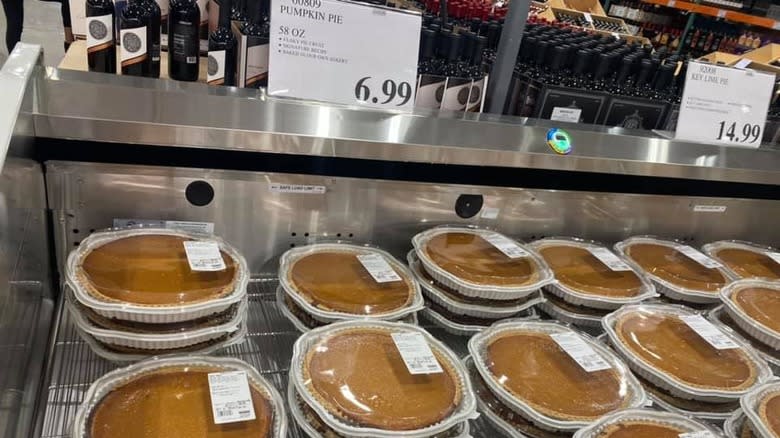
[354,76,413,106]
[716,121,761,144]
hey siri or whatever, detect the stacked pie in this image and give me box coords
[708,306,780,374]
[468,320,646,434]
[410,227,553,335]
[71,356,287,438]
[65,229,249,360]
[289,320,476,436]
[615,236,734,304]
[530,238,656,334]
[277,243,423,332]
[741,381,780,438]
[603,305,772,408]
[572,408,723,438]
[720,279,780,350]
[703,240,780,281]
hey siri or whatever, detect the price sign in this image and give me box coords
[269,0,420,110]
[676,61,774,148]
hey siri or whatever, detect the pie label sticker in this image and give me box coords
[183,241,226,271]
[680,315,739,350]
[550,332,612,372]
[767,252,780,265]
[391,332,443,375]
[588,247,632,271]
[357,253,402,283]
[484,233,529,259]
[679,431,716,438]
[674,245,723,269]
[207,371,257,424]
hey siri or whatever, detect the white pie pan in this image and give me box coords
[603,304,773,403]
[468,319,647,432]
[71,355,287,437]
[720,279,780,350]
[279,243,423,323]
[643,388,736,423]
[422,305,538,337]
[573,408,724,438]
[529,237,657,310]
[66,228,249,323]
[291,320,478,438]
[537,293,606,329]
[408,250,544,319]
[703,240,780,280]
[740,379,780,438]
[614,236,734,304]
[707,305,780,374]
[412,226,554,300]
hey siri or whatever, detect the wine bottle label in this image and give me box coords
[172,21,199,64]
[467,76,486,112]
[245,43,269,87]
[120,26,148,67]
[87,14,114,53]
[207,50,226,84]
[415,74,446,109]
[441,77,472,112]
[198,0,209,25]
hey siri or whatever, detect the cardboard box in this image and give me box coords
[548,0,605,16]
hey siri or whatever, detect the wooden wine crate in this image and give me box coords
[548,0,606,16]
[699,50,780,75]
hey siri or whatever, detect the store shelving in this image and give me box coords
[642,0,780,30]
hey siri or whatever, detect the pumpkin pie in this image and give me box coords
[709,245,780,280]
[543,293,611,318]
[482,330,634,421]
[536,242,644,298]
[88,366,275,438]
[729,285,780,335]
[759,391,780,438]
[712,308,780,365]
[77,234,238,306]
[594,421,687,438]
[638,374,739,414]
[613,309,758,391]
[284,246,416,316]
[301,327,462,431]
[622,241,727,293]
[421,231,542,287]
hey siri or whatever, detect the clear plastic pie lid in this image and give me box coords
[529,237,657,307]
[603,304,773,401]
[572,408,724,438]
[65,228,249,322]
[702,240,780,281]
[615,236,735,300]
[279,243,423,321]
[411,226,554,298]
[290,320,477,438]
[707,305,780,371]
[723,409,748,438]
[740,379,780,438]
[720,279,780,348]
[467,319,646,431]
[71,355,287,437]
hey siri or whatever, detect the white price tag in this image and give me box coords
[183,241,227,271]
[667,0,676,6]
[675,244,723,269]
[767,252,780,264]
[357,253,402,283]
[774,21,780,31]
[676,61,773,148]
[113,219,215,234]
[269,0,420,110]
[717,9,726,17]
[550,332,612,372]
[391,332,443,375]
[680,430,716,438]
[693,205,727,213]
[269,183,326,194]
[612,32,620,39]
[588,247,632,271]
[734,59,752,69]
[207,371,257,424]
[550,107,582,123]
[680,315,739,350]
[484,233,529,259]
[583,12,593,22]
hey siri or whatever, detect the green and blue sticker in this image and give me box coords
[546,128,572,155]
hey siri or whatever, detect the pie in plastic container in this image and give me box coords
[703,240,780,281]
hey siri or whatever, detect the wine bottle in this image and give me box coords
[241,0,270,87]
[207,0,237,85]
[86,0,116,73]
[141,0,161,77]
[120,0,150,76]
[168,0,200,81]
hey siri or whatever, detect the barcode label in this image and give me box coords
[583,12,593,22]
[207,371,256,424]
[357,253,402,283]
[550,332,611,372]
[183,241,226,271]
[767,252,780,264]
[675,245,723,269]
[679,431,716,438]
[680,315,739,350]
[484,233,529,259]
[391,332,443,375]
[588,247,632,271]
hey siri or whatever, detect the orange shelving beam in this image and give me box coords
[642,0,780,31]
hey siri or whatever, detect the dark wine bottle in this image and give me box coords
[86,0,116,73]
[140,0,161,77]
[241,0,270,88]
[119,0,150,76]
[168,0,200,81]
[417,29,436,74]
[207,0,237,85]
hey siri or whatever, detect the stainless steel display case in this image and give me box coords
[1,44,780,438]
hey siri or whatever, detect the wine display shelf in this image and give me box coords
[642,0,780,31]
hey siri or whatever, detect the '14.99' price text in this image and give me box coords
[716,121,761,144]
[354,76,413,106]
